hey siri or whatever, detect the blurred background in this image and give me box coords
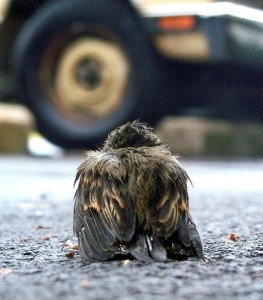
[1,3,263,299]
[0,0,263,156]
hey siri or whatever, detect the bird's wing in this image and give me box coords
[147,158,204,258]
[148,158,190,240]
[74,151,135,261]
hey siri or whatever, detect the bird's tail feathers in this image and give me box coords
[130,233,167,261]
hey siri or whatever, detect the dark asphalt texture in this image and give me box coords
[0,156,263,300]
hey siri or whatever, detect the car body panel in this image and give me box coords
[133,1,263,65]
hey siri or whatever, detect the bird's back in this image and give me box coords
[117,145,188,230]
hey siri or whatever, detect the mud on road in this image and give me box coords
[0,156,263,300]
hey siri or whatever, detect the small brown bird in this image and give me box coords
[73,120,204,261]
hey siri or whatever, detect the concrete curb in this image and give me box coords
[1,106,263,156]
[156,116,263,157]
[0,103,34,153]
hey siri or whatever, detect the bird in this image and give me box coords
[73,120,204,261]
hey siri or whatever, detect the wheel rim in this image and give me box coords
[39,37,130,122]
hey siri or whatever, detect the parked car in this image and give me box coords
[1,0,263,147]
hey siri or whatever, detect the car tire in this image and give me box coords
[12,0,158,148]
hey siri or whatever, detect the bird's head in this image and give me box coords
[103,120,162,150]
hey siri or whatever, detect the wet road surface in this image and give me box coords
[0,156,263,300]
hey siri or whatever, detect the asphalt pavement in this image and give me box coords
[0,155,263,300]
